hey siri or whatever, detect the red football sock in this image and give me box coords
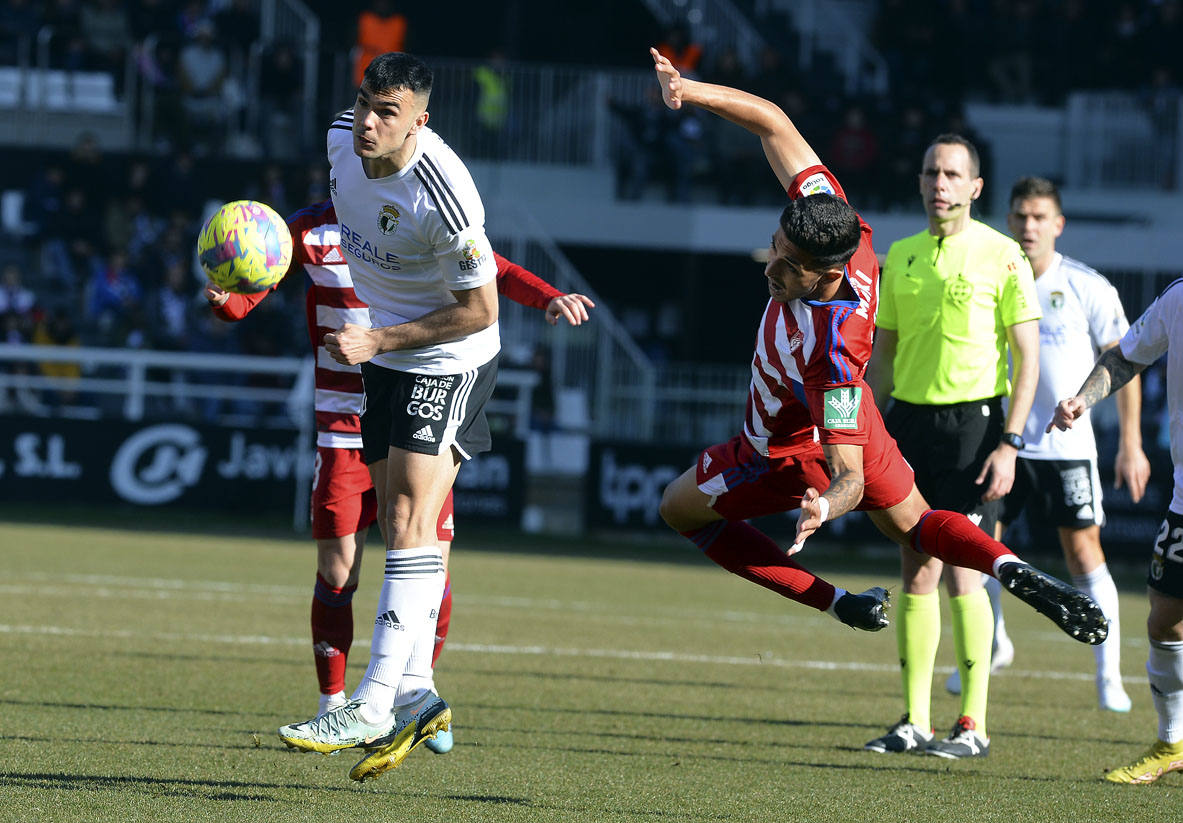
[686,520,836,612]
[432,573,452,667]
[310,573,356,695]
[910,509,1012,575]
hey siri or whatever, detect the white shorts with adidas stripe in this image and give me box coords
[359,357,498,463]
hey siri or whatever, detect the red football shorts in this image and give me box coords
[309,446,456,542]
[311,446,377,539]
[697,409,914,522]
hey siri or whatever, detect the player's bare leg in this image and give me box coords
[1106,590,1183,783]
[659,468,888,630]
[279,448,454,759]
[346,447,456,780]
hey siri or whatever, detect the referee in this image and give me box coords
[864,134,1040,759]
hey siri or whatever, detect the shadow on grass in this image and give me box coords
[0,771,296,802]
[0,697,254,718]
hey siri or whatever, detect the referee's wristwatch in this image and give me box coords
[999,432,1025,451]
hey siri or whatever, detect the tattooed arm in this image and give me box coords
[791,442,865,554]
[1047,346,1149,433]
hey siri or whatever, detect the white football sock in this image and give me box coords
[351,546,446,724]
[1072,564,1122,680]
[1147,638,1183,744]
[982,574,1010,648]
[394,591,444,707]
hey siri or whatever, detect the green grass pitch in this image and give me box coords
[0,509,1176,822]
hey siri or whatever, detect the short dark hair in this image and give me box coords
[927,133,980,177]
[362,52,433,99]
[1009,176,1062,213]
[779,194,861,269]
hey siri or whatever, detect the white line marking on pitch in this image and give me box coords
[0,623,1146,685]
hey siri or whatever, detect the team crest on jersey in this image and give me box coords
[799,172,835,196]
[946,275,973,304]
[788,328,805,354]
[378,204,400,235]
[1050,290,1065,310]
[823,387,861,430]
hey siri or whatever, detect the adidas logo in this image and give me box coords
[323,247,345,263]
[441,513,454,531]
[701,452,712,472]
[412,425,436,443]
[375,609,403,629]
[1077,504,1094,520]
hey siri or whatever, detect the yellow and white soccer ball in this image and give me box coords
[197,200,293,294]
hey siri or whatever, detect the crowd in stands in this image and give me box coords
[1,1,1180,415]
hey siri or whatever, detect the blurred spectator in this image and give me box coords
[176,0,211,40]
[212,0,259,66]
[129,0,177,44]
[0,0,43,65]
[259,40,305,159]
[85,249,142,345]
[704,47,749,91]
[41,187,104,290]
[609,87,699,202]
[178,19,229,153]
[353,0,407,86]
[827,105,880,209]
[881,105,932,211]
[986,0,1038,103]
[43,0,84,69]
[80,0,132,81]
[0,263,37,334]
[472,50,510,157]
[64,133,110,211]
[656,25,703,77]
[32,305,82,408]
[146,258,196,351]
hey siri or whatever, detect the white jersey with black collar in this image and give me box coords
[327,114,499,374]
[1021,253,1129,460]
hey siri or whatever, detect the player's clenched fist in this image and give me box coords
[1046,396,1087,433]
[324,323,378,366]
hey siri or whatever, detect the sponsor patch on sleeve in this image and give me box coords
[823,387,862,430]
[799,172,835,196]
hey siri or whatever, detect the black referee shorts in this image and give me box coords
[885,395,1004,535]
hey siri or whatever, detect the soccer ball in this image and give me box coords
[197,200,293,294]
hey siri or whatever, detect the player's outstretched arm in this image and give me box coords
[791,443,865,554]
[493,251,596,326]
[1047,345,1149,433]
[650,47,821,192]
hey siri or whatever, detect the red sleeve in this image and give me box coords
[786,164,848,203]
[494,251,563,310]
[211,287,273,322]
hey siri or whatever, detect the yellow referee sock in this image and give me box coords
[950,588,993,738]
[898,591,941,732]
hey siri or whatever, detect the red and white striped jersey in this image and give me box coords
[212,200,563,450]
[744,165,881,459]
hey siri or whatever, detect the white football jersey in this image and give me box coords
[327,115,499,374]
[1021,254,1129,460]
[1120,278,1183,515]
